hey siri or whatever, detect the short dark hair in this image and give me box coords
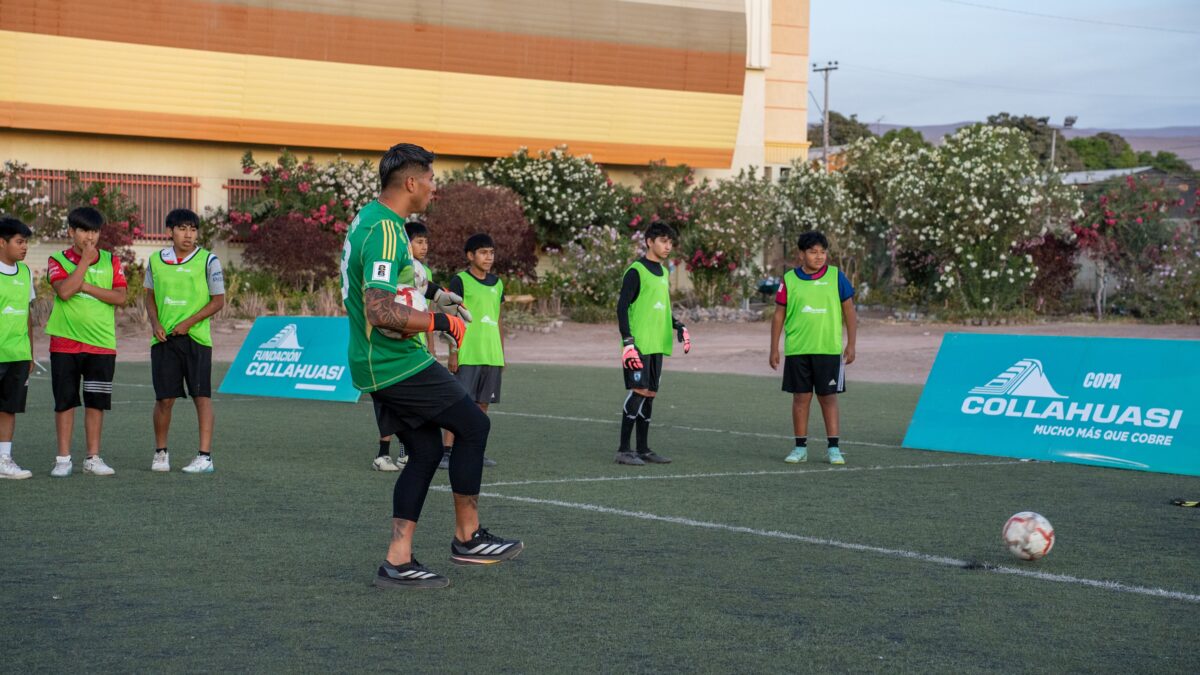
[67,206,105,232]
[0,216,32,240]
[166,208,200,230]
[380,143,435,190]
[404,220,429,241]
[796,230,829,251]
[644,221,677,242]
[464,233,495,253]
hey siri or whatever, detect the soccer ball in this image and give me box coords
[1002,511,1055,561]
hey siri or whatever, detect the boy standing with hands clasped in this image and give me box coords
[145,208,225,474]
[769,231,857,465]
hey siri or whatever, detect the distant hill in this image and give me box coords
[877,123,1200,169]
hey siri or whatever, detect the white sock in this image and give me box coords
[56,455,71,464]
[0,441,11,459]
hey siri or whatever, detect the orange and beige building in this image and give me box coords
[1,0,809,252]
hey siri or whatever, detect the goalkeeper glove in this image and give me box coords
[432,313,466,349]
[676,326,691,354]
[621,337,643,370]
[426,286,473,323]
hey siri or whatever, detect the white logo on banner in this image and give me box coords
[970,359,1066,399]
[260,324,303,350]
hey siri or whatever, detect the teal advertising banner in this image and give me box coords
[903,334,1198,476]
[218,317,360,403]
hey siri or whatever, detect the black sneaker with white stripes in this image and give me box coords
[373,558,449,589]
[450,527,524,566]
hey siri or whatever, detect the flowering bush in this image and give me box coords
[0,161,64,235]
[882,124,1080,312]
[424,182,538,280]
[777,161,866,286]
[1072,175,1189,318]
[625,161,700,235]
[1015,233,1080,314]
[683,168,780,305]
[66,176,141,265]
[456,146,626,247]
[545,225,641,309]
[242,213,342,292]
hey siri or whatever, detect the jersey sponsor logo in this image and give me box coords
[479,314,498,326]
[259,323,303,350]
[174,266,193,273]
[163,295,189,307]
[652,301,665,310]
[813,280,829,286]
[1,305,27,316]
[801,305,828,314]
[372,261,393,282]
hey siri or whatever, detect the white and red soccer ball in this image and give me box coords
[1002,512,1055,561]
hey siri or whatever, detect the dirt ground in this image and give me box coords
[44,314,1199,386]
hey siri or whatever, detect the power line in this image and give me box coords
[937,0,1200,36]
[840,62,1200,102]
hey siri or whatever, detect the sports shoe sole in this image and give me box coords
[182,467,215,474]
[373,574,450,589]
[0,472,32,480]
[450,541,525,566]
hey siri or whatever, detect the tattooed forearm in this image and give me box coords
[365,288,427,335]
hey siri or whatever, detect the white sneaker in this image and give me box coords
[83,456,116,476]
[151,450,170,472]
[50,457,73,478]
[181,454,214,474]
[0,456,32,480]
[372,455,400,472]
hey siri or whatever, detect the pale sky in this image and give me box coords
[807,0,1200,130]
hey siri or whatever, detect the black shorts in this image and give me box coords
[151,335,213,400]
[782,354,845,395]
[623,352,663,392]
[51,352,116,412]
[0,361,30,414]
[369,362,466,437]
[454,364,502,404]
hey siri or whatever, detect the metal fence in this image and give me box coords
[22,169,199,239]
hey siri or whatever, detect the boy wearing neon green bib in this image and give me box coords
[615,222,691,466]
[46,207,128,477]
[144,209,226,474]
[769,231,857,465]
[0,217,35,480]
[442,233,504,469]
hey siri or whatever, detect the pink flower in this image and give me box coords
[342,199,352,207]
[250,224,259,232]
[280,170,291,181]
[728,262,737,271]
[243,166,253,175]
[133,227,142,236]
[298,182,310,193]
[1135,217,1143,224]
[89,197,99,206]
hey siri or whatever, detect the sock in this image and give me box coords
[828,436,840,449]
[795,436,807,448]
[0,441,11,459]
[635,419,651,453]
[378,439,391,457]
[619,415,635,452]
[199,451,211,457]
[155,447,168,455]
[443,445,452,456]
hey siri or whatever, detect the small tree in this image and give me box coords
[242,213,341,292]
[0,161,65,235]
[424,182,538,281]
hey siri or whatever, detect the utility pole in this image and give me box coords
[1048,115,1078,170]
[812,61,838,171]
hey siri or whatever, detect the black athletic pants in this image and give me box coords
[391,395,490,521]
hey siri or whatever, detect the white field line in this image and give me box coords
[474,491,1200,604]
[472,460,1024,488]
[490,410,900,449]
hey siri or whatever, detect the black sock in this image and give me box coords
[199,451,211,457]
[636,419,651,453]
[828,436,840,449]
[619,415,635,452]
[155,447,167,454]
[443,445,452,456]
[378,439,391,457]
[795,436,807,448]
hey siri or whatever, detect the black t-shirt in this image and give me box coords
[617,257,682,341]
[448,271,504,302]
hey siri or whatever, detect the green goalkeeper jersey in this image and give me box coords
[341,200,434,392]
